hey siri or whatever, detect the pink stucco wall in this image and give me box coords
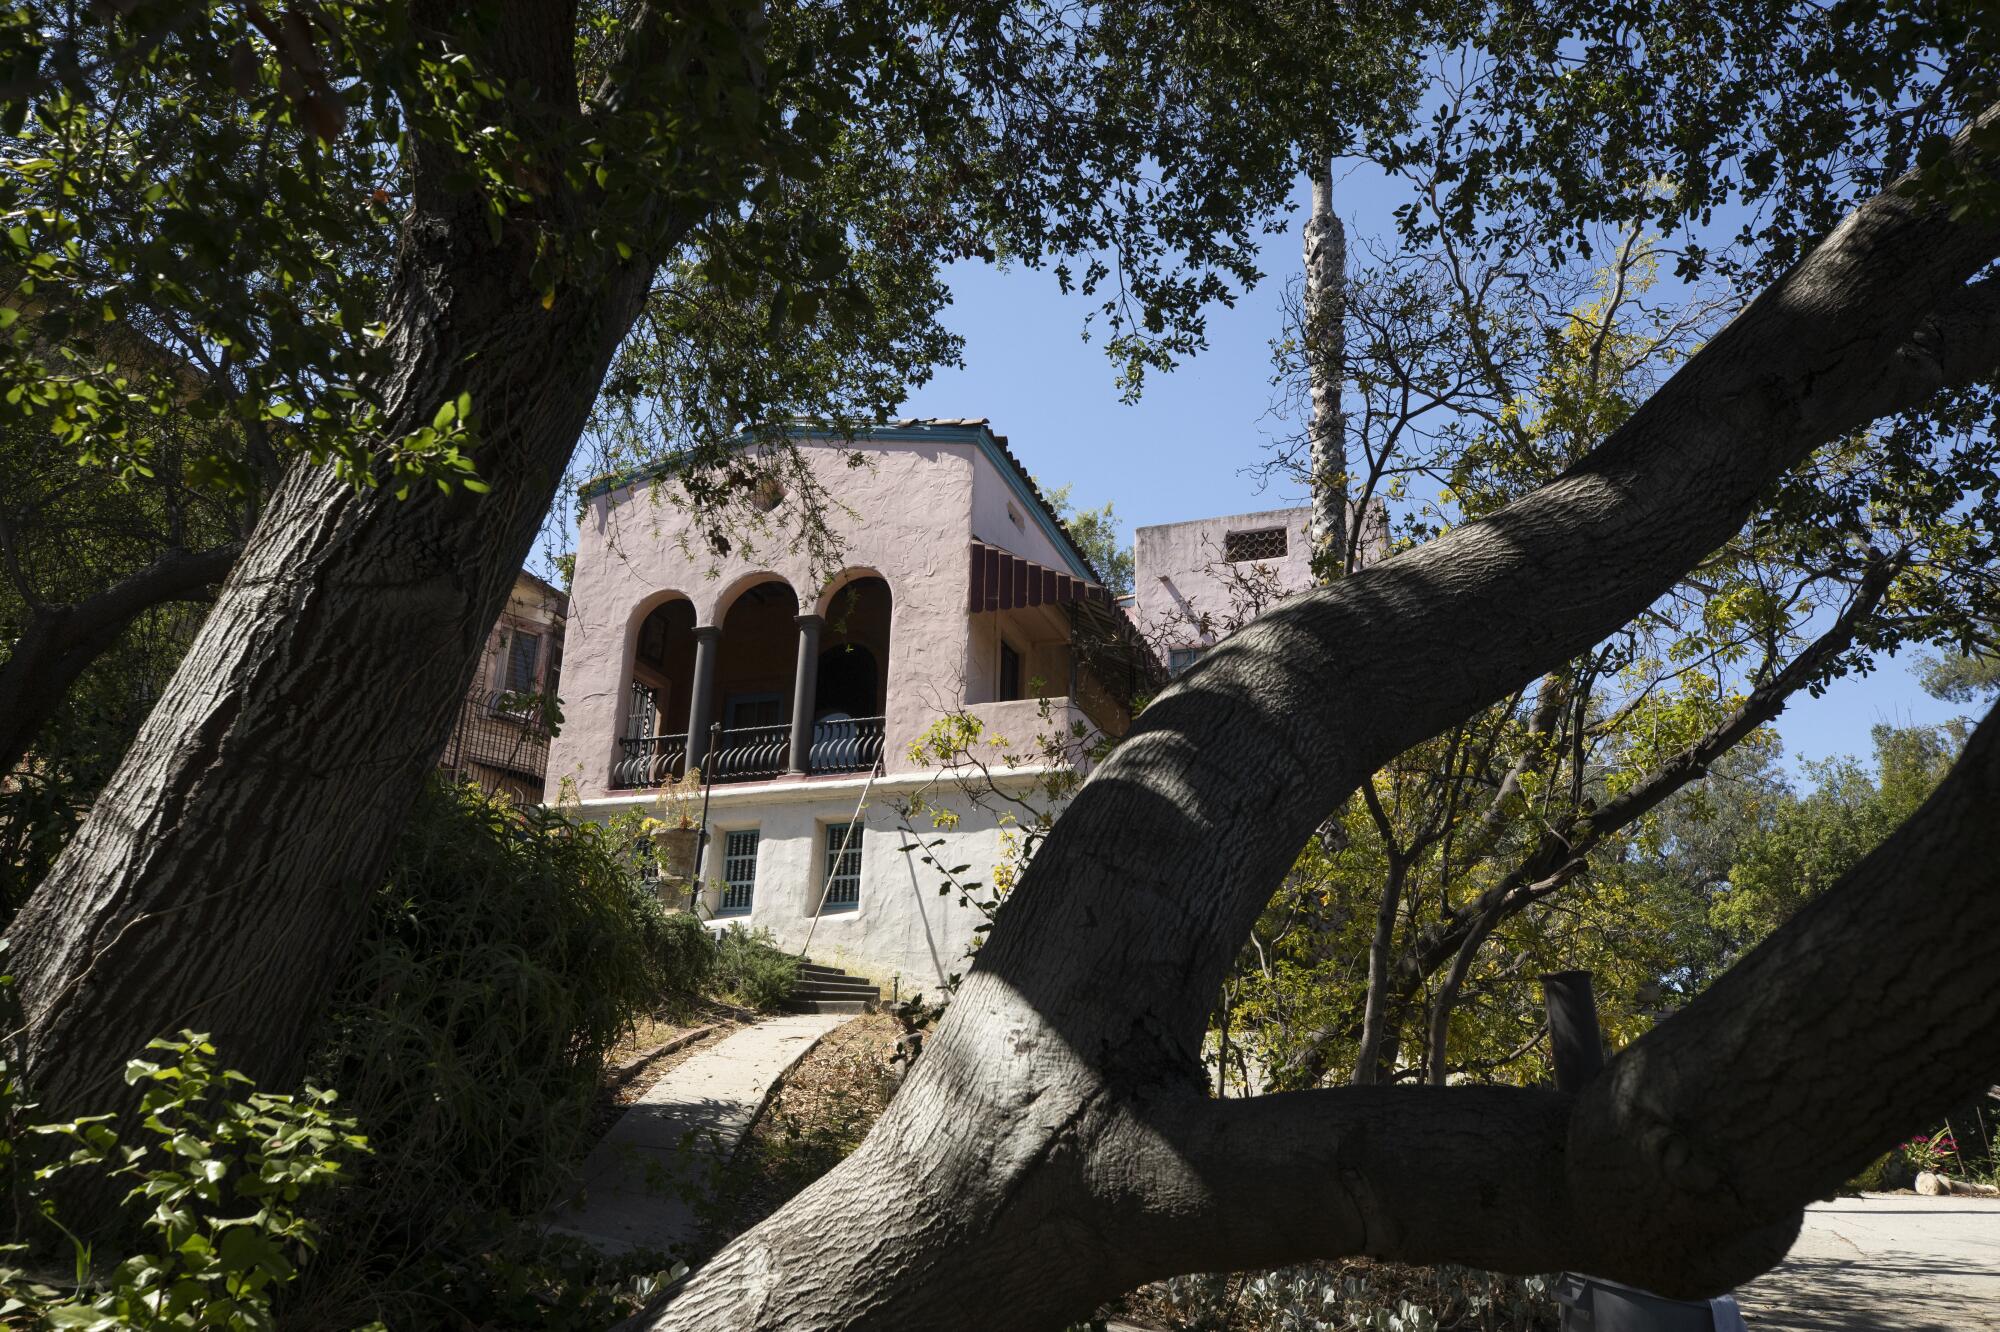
[1131,506,1315,651]
[546,431,1096,802]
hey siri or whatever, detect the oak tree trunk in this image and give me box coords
[6,184,651,1127]
[650,121,2000,1330]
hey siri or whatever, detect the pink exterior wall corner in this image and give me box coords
[1131,506,1316,650]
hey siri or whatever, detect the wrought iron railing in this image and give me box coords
[612,731,689,789]
[808,715,885,774]
[440,690,553,784]
[709,723,791,781]
[610,715,888,789]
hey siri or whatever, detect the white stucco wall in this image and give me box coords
[1131,506,1315,651]
[574,770,1052,995]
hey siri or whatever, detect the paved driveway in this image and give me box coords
[1736,1194,1999,1330]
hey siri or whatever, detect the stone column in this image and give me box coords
[685,624,722,773]
[786,613,824,775]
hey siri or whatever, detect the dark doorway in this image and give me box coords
[815,644,879,719]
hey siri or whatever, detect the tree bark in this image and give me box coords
[1303,157,1347,580]
[651,117,2000,1329]
[6,263,652,1118]
[4,9,659,1126]
[0,542,241,776]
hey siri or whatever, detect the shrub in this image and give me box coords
[634,897,719,1015]
[713,925,800,1011]
[286,779,692,1327]
[0,1031,365,1330]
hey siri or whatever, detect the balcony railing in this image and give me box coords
[709,722,791,781]
[440,690,553,783]
[613,731,689,789]
[807,714,884,775]
[610,715,886,790]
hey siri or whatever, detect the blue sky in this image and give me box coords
[898,168,1974,774]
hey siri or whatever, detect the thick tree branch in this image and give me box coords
[1112,698,2000,1300]
[1565,695,2000,1293]
[0,541,241,775]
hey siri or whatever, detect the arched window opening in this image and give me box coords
[709,579,800,780]
[613,597,695,789]
[809,576,892,775]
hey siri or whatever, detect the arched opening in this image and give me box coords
[809,575,892,774]
[710,579,800,779]
[615,596,696,788]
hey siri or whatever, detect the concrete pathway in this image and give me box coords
[551,1012,849,1255]
[1736,1194,2000,1330]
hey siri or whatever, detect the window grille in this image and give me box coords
[999,641,1023,701]
[1168,646,1207,677]
[822,822,864,911]
[1223,527,1288,562]
[626,681,659,739]
[506,630,541,692]
[720,830,758,915]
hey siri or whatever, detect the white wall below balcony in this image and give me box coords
[570,768,1064,996]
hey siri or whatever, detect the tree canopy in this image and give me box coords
[1,2,1998,1327]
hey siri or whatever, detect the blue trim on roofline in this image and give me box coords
[577,421,1101,584]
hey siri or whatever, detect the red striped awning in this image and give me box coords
[968,541,1112,613]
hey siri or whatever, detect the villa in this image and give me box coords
[544,419,1320,993]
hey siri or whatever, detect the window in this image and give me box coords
[1167,646,1207,677]
[822,822,863,911]
[506,630,541,692]
[720,830,758,915]
[638,613,668,667]
[998,641,1023,701]
[725,692,785,728]
[1007,502,1026,530]
[1223,527,1288,562]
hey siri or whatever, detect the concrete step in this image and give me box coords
[794,978,880,996]
[784,997,874,1015]
[798,962,856,981]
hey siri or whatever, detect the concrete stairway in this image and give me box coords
[787,961,881,1014]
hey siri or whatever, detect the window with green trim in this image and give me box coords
[821,822,863,911]
[720,829,758,915]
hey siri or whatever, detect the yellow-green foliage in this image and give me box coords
[1712,723,1962,950]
